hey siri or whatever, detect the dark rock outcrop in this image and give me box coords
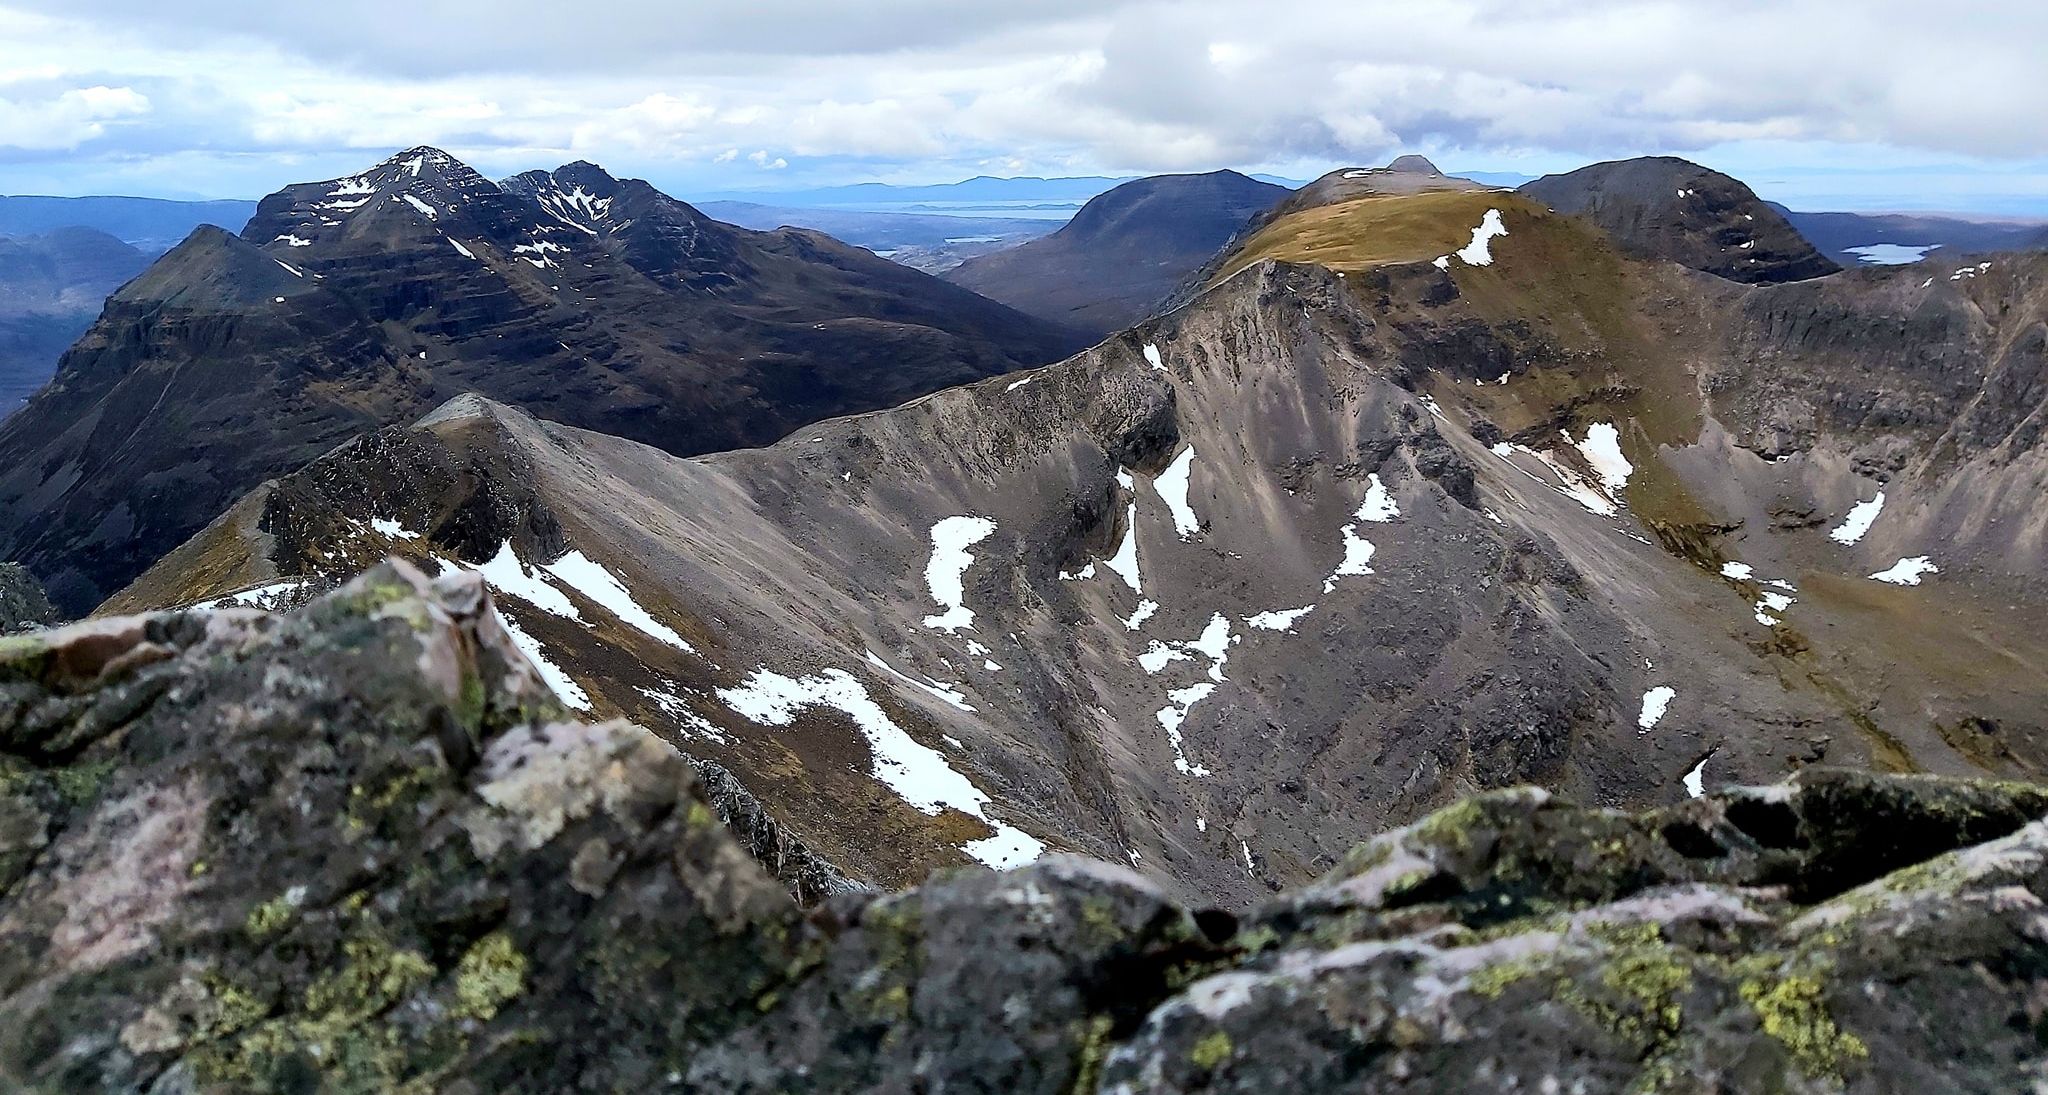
[0,563,55,634]
[1520,156,1840,283]
[4,567,2047,1092]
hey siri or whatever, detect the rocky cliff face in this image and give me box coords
[0,147,1081,614]
[0,564,55,635]
[4,568,2047,1093]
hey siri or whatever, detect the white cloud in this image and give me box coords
[0,0,2042,206]
[0,84,150,150]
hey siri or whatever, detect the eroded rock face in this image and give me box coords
[0,563,56,635]
[4,569,2046,1093]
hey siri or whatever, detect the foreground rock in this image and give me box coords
[3,570,2046,1092]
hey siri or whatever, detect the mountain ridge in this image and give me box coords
[0,146,1083,613]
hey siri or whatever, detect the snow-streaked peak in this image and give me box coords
[252,145,507,251]
[503,161,627,237]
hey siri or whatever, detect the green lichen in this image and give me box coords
[452,932,527,1020]
[245,895,295,939]
[304,935,436,1020]
[199,974,272,1039]
[0,634,49,681]
[1467,952,1553,999]
[1740,972,1868,1079]
[1067,1014,1116,1094]
[1412,798,1489,855]
[1379,867,1440,903]
[1189,1030,1234,1071]
[192,933,441,1092]
[1078,895,1128,947]
[1599,947,1691,1043]
[457,669,488,731]
[51,758,117,807]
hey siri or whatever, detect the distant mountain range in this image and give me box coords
[694,173,1307,211]
[0,194,256,252]
[693,201,1056,272]
[1769,204,2048,266]
[0,149,1082,612]
[0,227,152,421]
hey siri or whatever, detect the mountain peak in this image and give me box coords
[500,162,631,235]
[1385,154,1443,175]
[1518,156,1840,283]
[239,146,511,254]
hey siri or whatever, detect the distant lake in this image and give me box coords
[1843,243,1943,265]
[816,200,1084,221]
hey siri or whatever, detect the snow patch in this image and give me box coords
[862,650,974,713]
[1155,447,1201,538]
[1829,492,1884,545]
[1104,504,1142,591]
[1142,343,1167,371]
[448,238,477,260]
[1683,755,1708,798]
[195,579,309,611]
[369,517,420,540]
[716,667,1039,868]
[1455,208,1508,266]
[496,612,591,711]
[1569,423,1633,495]
[1246,606,1315,632]
[1322,525,1377,593]
[476,541,582,621]
[1138,641,1191,674]
[1156,682,1217,777]
[543,551,696,653]
[1720,561,1754,580]
[400,193,438,219]
[1356,473,1400,522]
[1123,598,1160,631]
[635,683,728,743]
[921,516,998,632]
[1637,686,1675,731]
[1870,556,1938,585]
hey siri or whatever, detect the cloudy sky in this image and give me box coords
[2,0,2045,213]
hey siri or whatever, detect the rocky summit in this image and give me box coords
[3,568,2047,1093]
